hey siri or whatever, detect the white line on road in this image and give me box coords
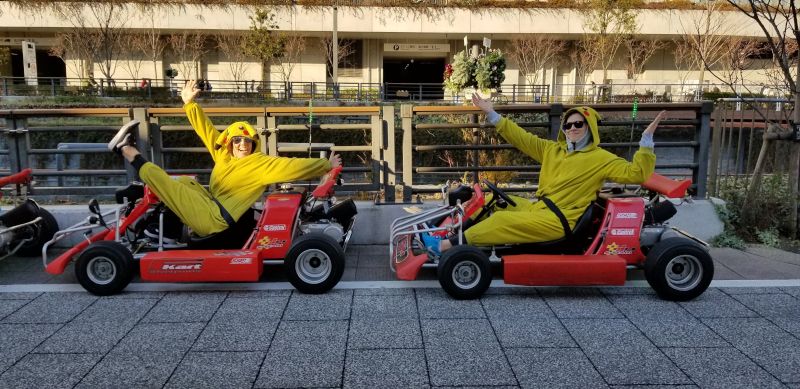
[0,279,798,293]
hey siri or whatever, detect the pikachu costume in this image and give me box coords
[463,106,655,246]
[137,102,330,236]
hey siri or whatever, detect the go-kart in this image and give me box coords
[0,169,59,260]
[43,166,357,296]
[390,173,713,301]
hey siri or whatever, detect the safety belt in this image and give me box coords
[540,196,572,240]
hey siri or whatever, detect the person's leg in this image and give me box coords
[463,208,564,247]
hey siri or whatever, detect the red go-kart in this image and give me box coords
[390,174,713,301]
[43,167,357,296]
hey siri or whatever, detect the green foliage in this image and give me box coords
[756,228,781,247]
[712,230,746,249]
[443,50,477,95]
[244,9,286,67]
[475,49,506,91]
[715,174,793,242]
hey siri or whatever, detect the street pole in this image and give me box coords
[332,3,338,85]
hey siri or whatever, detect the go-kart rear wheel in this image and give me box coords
[16,208,59,257]
[644,237,714,301]
[437,245,491,300]
[75,241,135,296]
[285,233,345,294]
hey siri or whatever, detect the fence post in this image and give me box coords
[3,78,7,96]
[50,78,56,97]
[6,117,24,174]
[471,114,480,183]
[548,103,564,140]
[695,101,714,198]
[382,105,396,202]
[401,104,414,202]
[257,111,268,155]
[707,105,722,197]
[512,85,516,103]
[266,114,278,156]
[370,111,382,195]
[149,112,164,167]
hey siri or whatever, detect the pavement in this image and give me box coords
[0,244,799,388]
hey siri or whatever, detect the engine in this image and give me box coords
[299,221,346,243]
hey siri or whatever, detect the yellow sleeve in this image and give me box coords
[495,117,552,163]
[259,156,332,185]
[603,147,656,184]
[184,102,221,161]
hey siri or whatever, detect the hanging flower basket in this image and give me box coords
[443,48,505,100]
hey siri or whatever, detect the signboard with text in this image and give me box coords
[384,43,450,53]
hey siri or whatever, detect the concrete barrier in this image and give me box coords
[41,198,723,249]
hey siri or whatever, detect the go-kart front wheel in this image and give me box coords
[75,241,135,296]
[285,233,345,294]
[644,237,714,301]
[437,245,491,300]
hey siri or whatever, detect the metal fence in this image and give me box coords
[1,103,712,202]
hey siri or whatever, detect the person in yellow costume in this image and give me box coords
[423,93,666,255]
[108,79,341,237]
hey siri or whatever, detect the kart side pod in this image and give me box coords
[503,254,627,286]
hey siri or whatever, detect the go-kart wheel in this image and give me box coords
[644,237,714,301]
[16,208,59,257]
[75,241,135,296]
[437,245,491,300]
[285,233,345,294]
[481,179,517,207]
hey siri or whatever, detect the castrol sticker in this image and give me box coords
[611,228,635,236]
[616,213,639,219]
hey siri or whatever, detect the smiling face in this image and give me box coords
[230,136,255,158]
[563,112,588,143]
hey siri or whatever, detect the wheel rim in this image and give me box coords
[87,256,117,285]
[664,254,702,291]
[451,260,481,290]
[295,249,332,285]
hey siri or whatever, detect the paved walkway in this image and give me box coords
[0,245,798,388]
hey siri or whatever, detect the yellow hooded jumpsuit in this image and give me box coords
[462,106,656,246]
[136,102,331,236]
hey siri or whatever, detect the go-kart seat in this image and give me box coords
[187,208,257,250]
[494,202,602,256]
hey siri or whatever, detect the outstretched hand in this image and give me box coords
[472,93,494,114]
[181,79,201,105]
[329,153,342,169]
[644,110,667,136]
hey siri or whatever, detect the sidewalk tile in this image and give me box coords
[609,295,726,347]
[344,349,428,389]
[72,297,157,323]
[719,287,787,294]
[416,289,485,319]
[348,318,422,349]
[490,316,576,348]
[353,288,414,296]
[0,292,41,300]
[507,348,607,389]
[104,291,166,299]
[352,294,417,319]
[422,318,515,386]
[226,290,291,298]
[679,289,757,318]
[538,288,623,319]
[209,297,287,323]
[781,287,800,298]
[255,320,347,388]
[702,317,800,383]
[35,321,134,354]
[482,294,551,319]
[663,347,785,389]
[730,293,800,319]
[342,267,357,281]
[0,353,100,389]
[598,286,656,296]
[0,299,27,320]
[165,351,263,389]
[355,266,395,281]
[109,322,204,356]
[141,292,226,323]
[282,289,352,320]
[77,353,179,388]
[484,286,539,296]
[193,321,278,352]
[0,323,60,372]
[1,292,96,324]
[562,318,690,385]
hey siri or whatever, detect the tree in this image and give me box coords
[50,32,96,83]
[582,0,638,82]
[133,8,169,87]
[169,32,208,80]
[120,34,147,80]
[320,37,356,80]
[275,35,306,83]
[508,35,567,85]
[677,0,734,87]
[216,33,251,83]
[243,8,286,81]
[624,39,665,81]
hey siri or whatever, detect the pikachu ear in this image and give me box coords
[214,128,230,150]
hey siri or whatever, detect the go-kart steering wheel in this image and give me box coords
[481,179,517,207]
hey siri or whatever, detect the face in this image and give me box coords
[230,136,255,158]
[563,112,588,143]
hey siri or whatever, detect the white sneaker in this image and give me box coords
[144,226,178,245]
[108,120,139,154]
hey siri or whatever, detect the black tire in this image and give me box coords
[75,241,135,296]
[16,208,59,257]
[644,237,714,301]
[437,245,492,300]
[285,233,345,294]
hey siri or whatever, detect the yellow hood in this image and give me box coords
[558,106,602,150]
[214,121,261,154]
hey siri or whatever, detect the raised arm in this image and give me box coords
[472,93,551,162]
[182,80,221,159]
[604,110,665,183]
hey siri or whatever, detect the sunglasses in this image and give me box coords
[231,136,254,145]
[562,121,586,131]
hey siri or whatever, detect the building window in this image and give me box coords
[327,39,362,78]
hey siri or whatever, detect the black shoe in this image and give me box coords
[144,224,178,245]
[108,120,139,154]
